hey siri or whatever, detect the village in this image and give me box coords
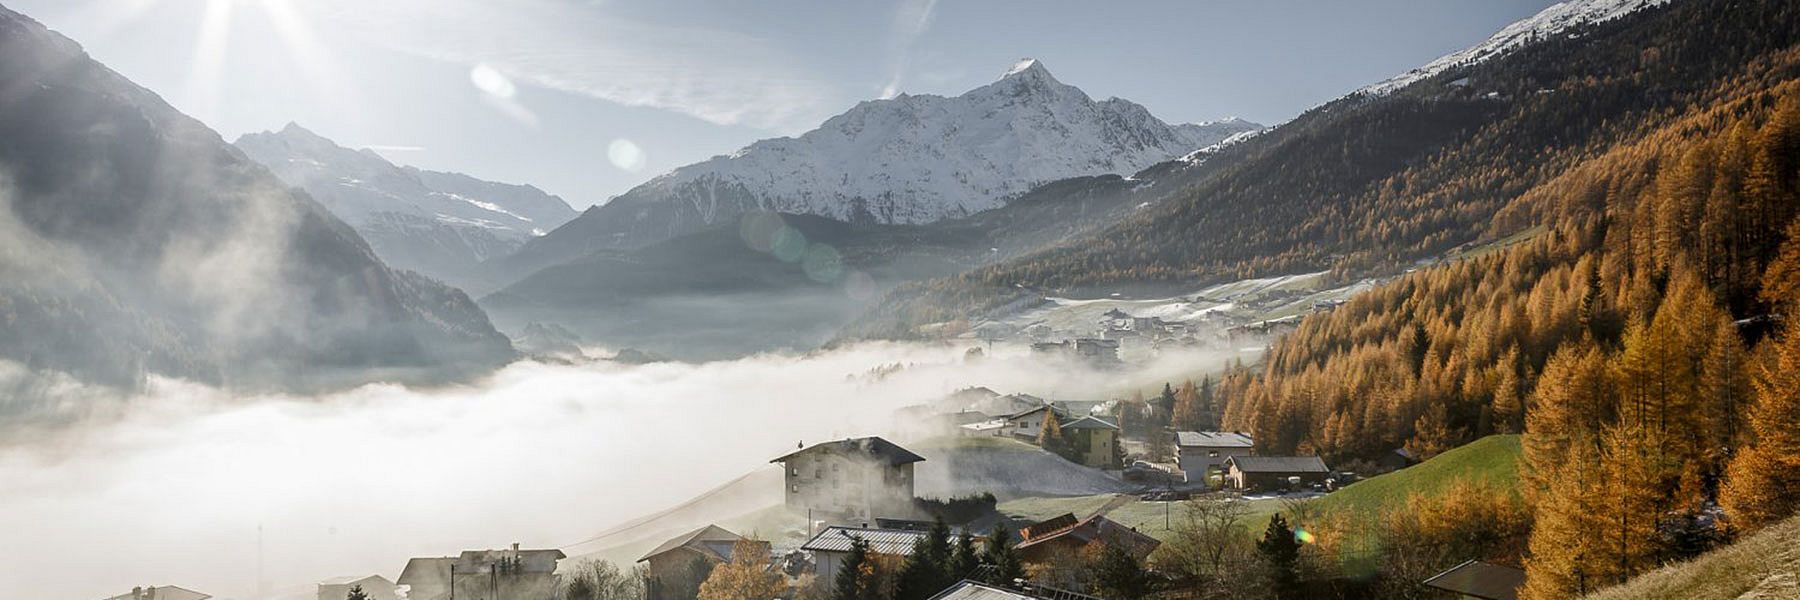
[101,302,1525,600]
[107,343,1504,600]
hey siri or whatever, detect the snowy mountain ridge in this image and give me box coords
[1358,0,1670,96]
[235,124,577,292]
[504,59,1260,270]
[614,59,1258,225]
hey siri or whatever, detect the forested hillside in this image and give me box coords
[1193,1,1800,597]
[848,0,1800,339]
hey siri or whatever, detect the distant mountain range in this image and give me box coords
[235,124,577,293]
[497,59,1258,278]
[0,6,513,396]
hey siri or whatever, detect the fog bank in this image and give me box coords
[0,342,1235,599]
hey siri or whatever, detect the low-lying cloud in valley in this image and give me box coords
[0,342,1238,599]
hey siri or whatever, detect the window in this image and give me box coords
[1208,450,1220,457]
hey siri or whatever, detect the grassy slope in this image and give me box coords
[1583,515,1800,600]
[1313,434,1522,517]
[992,435,1523,544]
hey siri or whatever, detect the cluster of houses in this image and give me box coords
[633,435,1161,600]
[99,385,1449,600]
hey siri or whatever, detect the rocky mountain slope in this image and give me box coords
[235,124,576,293]
[0,6,514,397]
[495,59,1258,278]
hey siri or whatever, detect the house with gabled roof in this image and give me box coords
[1222,455,1329,491]
[1013,513,1160,565]
[637,525,767,586]
[1059,416,1121,469]
[396,544,564,600]
[802,526,931,582]
[317,575,396,600]
[772,437,926,520]
[1174,431,1255,485]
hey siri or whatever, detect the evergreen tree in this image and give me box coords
[894,519,953,600]
[980,524,1024,588]
[948,532,979,582]
[833,536,872,600]
[1092,545,1157,599]
[1256,514,1302,600]
[345,586,371,600]
[1153,383,1178,425]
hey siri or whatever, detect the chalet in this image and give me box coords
[638,525,767,592]
[102,586,211,600]
[1422,560,1526,600]
[396,544,564,600]
[1002,404,1066,439]
[317,575,397,600]
[1222,456,1330,491]
[772,437,925,520]
[1059,416,1121,469]
[1174,431,1255,485]
[803,526,929,582]
[1013,513,1160,564]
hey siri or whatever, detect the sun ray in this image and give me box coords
[181,0,235,124]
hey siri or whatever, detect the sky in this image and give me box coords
[10,0,1564,208]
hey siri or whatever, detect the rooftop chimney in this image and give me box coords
[511,542,520,551]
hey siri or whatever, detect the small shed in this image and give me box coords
[1222,455,1329,491]
[1421,560,1526,600]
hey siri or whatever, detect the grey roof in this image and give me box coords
[1174,431,1254,448]
[1224,455,1329,473]
[927,581,1043,600]
[638,524,749,562]
[771,437,926,466]
[801,526,928,555]
[396,557,454,586]
[318,574,391,586]
[1422,560,1526,600]
[100,587,212,600]
[1060,416,1119,431]
[447,548,565,575]
[1004,404,1057,420]
[1051,400,1106,416]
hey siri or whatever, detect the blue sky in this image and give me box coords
[12,0,1562,207]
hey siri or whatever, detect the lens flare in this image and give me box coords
[739,212,784,253]
[771,227,808,263]
[1295,527,1316,545]
[607,138,647,172]
[802,244,844,283]
[470,63,517,99]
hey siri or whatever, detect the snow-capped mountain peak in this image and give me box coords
[530,59,1261,258]
[1359,0,1669,96]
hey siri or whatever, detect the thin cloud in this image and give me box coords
[309,0,838,130]
[881,0,940,98]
